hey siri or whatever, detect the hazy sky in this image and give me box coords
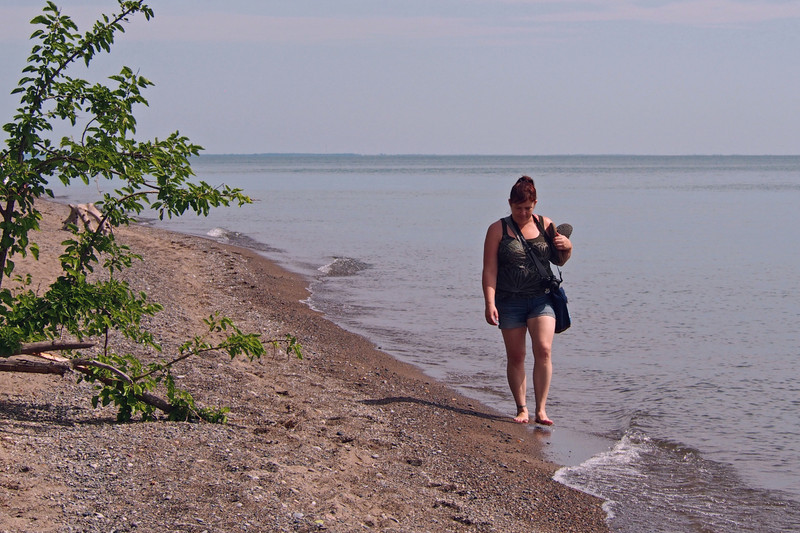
[2,0,799,155]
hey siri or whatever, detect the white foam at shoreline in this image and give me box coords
[206,227,232,240]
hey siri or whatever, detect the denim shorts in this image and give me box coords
[496,293,555,329]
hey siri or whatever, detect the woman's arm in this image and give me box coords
[482,221,502,325]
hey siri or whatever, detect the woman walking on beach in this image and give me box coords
[482,176,572,425]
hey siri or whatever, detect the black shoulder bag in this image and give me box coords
[505,216,571,333]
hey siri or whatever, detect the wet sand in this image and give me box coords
[0,201,608,532]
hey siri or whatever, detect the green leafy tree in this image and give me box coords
[0,1,301,422]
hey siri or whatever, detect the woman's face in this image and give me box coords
[509,200,535,222]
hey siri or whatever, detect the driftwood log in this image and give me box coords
[1,341,174,416]
[0,358,72,375]
[62,203,110,235]
[11,341,95,356]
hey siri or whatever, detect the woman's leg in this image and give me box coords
[527,315,556,425]
[501,326,529,423]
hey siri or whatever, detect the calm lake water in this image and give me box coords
[54,154,800,532]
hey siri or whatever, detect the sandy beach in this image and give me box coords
[0,201,608,532]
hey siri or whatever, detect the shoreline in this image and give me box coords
[0,201,609,532]
[212,216,616,471]
[180,211,616,472]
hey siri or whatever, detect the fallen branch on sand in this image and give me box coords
[0,342,173,414]
[0,321,302,423]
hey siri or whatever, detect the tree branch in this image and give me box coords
[0,355,174,416]
[13,340,94,355]
[0,358,70,375]
[71,358,133,384]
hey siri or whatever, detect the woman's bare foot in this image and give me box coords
[534,411,554,426]
[513,405,529,424]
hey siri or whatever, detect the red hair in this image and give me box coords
[509,176,537,204]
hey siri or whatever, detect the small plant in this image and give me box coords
[0,1,301,422]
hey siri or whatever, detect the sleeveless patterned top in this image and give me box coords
[495,217,556,300]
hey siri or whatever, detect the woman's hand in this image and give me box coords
[552,230,572,265]
[485,304,499,326]
[553,234,572,252]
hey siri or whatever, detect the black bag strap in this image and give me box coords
[532,215,555,254]
[505,216,558,285]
